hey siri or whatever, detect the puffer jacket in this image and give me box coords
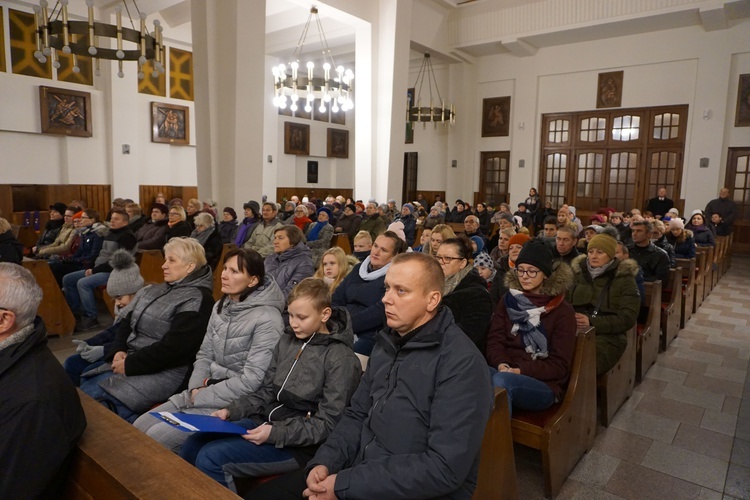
[245,220,284,258]
[306,307,494,499]
[92,226,136,274]
[486,261,577,400]
[67,223,107,268]
[306,223,334,267]
[441,268,492,354]
[180,276,285,409]
[218,220,238,244]
[667,230,696,260]
[101,265,214,412]
[36,219,64,248]
[135,219,169,250]
[0,230,24,264]
[226,307,361,466]
[36,223,76,257]
[687,224,715,247]
[626,242,670,283]
[334,213,362,243]
[264,241,314,298]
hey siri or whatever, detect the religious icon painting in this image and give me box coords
[39,86,93,137]
[152,102,189,145]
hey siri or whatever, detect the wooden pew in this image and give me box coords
[696,246,714,301]
[16,225,40,249]
[511,327,597,498]
[660,268,682,352]
[713,236,727,285]
[636,280,662,383]
[473,388,519,500]
[675,258,696,328]
[330,233,352,254]
[136,249,165,285]
[724,233,733,274]
[598,325,636,427]
[448,222,466,234]
[693,250,707,312]
[213,243,237,301]
[65,391,240,499]
[22,259,76,336]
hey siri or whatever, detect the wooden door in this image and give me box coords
[725,148,750,253]
[479,151,510,206]
[402,152,418,205]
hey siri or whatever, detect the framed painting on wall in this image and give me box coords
[481,96,510,137]
[327,128,349,158]
[307,161,319,183]
[284,122,310,155]
[151,102,189,144]
[735,73,750,127]
[39,86,93,137]
[597,71,624,109]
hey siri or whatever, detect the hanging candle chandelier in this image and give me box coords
[407,52,455,127]
[271,6,354,114]
[33,0,165,79]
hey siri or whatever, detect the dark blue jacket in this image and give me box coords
[332,263,387,355]
[68,225,106,269]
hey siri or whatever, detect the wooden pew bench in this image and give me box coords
[22,258,75,336]
[693,250,707,312]
[598,325,636,427]
[65,391,240,499]
[511,327,597,498]
[636,280,662,382]
[474,388,519,500]
[136,249,166,285]
[660,268,682,352]
[696,246,714,302]
[675,258,696,328]
[330,233,352,254]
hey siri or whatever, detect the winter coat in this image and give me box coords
[67,223,107,268]
[476,210,492,235]
[306,223,334,267]
[0,319,86,498]
[653,235,676,268]
[92,226,137,274]
[399,214,417,247]
[423,214,445,230]
[199,226,224,271]
[705,197,737,234]
[168,276,286,410]
[486,261,577,400]
[36,222,76,257]
[552,245,581,266]
[360,215,386,241]
[135,219,169,250]
[235,218,259,247]
[226,308,361,466]
[441,268,493,354]
[101,265,214,412]
[667,230,696,260]
[306,307,494,499]
[567,256,640,375]
[245,220,284,258]
[36,219,64,248]
[218,220,239,244]
[128,215,147,234]
[448,208,469,223]
[166,221,192,242]
[0,230,24,264]
[687,224,715,247]
[334,213,362,244]
[627,242,670,283]
[264,242,315,299]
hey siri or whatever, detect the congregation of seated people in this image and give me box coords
[0,185,736,499]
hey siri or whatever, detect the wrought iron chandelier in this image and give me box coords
[33,0,165,79]
[272,6,354,114]
[407,53,455,127]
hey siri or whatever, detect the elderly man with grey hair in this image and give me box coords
[0,264,87,498]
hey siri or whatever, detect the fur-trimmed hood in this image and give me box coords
[570,254,639,279]
[505,259,574,296]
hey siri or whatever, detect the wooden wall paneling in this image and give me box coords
[0,186,12,219]
[47,185,81,209]
[180,186,199,202]
[276,187,354,204]
[414,191,446,206]
[22,260,75,336]
[139,185,198,207]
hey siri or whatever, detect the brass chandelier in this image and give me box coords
[408,53,455,127]
[33,0,165,79]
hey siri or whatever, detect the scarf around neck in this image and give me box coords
[587,257,617,280]
[444,264,473,295]
[191,225,214,246]
[358,256,390,281]
[504,290,564,360]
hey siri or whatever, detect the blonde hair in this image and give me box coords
[425,224,456,256]
[0,218,10,233]
[163,237,207,268]
[169,205,187,221]
[353,230,372,245]
[314,247,351,291]
[288,277,332,311]
[187,198,202,212]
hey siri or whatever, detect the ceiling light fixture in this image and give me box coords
[33,0,165,79]
[272,6,354,114]
[407,53,455,127]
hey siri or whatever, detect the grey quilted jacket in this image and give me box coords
[264,241,315,299]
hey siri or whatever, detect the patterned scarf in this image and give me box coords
[504,290,564,360]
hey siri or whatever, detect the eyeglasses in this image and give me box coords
[435,255,465,264]
[80,216,92,220]
[514,268,540,278]
[169,212,180,216]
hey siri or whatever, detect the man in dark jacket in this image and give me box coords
[304,252,493,500]
[63,209,137,332]
[135,203,169,250]
[627,220,670,283]
[0,264,86,498]
[705,187,738,235]
[645,187,674,219]
[359,202,386,241]
[552,225,581,265]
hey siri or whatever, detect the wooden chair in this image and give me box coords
[330,233,352,254]
[636,280,662,382]
[22,259,75,336]
[597,325,636,427]
[693,250,707,312]
[675,258,695,328]
[660,268,682,352]
[212,243,237,301]
[136,249,165,285]
[511,327,597,498]
[473,388,519,500]
[65,392,240,499]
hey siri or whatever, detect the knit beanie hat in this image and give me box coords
[498,212,515,224]
[50,202,68,215]
[151,203,169,215]
[515,239,554,277]
[106,250,144,297]
[402,203,415,214]
[668,218,685,230]
[508,233,531,248]
[667,208,679,217]
[473,252,494,270]
[317,207,332,220]
[585,224,604,234]
[223,207,237,220]
[345,203,357,213]
[588,234,617,259]
[387,221,407,242]
[470,235,485,253]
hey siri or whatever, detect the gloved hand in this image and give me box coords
[72,339,88,353]
[81,345,105,362]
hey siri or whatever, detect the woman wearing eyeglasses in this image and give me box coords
[567,234,640,376]
[436,236,493,354]
[485,240,576,414]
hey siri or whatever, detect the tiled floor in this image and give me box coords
[48,257,750,499]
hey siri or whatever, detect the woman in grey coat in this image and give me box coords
[134,248,285,452]
[264,225,314,299]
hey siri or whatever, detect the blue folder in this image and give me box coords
[149,411,249,434]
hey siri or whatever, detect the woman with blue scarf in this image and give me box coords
[485,240,577,414]
[305,207,334,267]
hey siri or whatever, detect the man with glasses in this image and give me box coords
[0,263,86,498]
[63,209,136,332]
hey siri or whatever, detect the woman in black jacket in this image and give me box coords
[436,236,493,354]
[166,205,193,242]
